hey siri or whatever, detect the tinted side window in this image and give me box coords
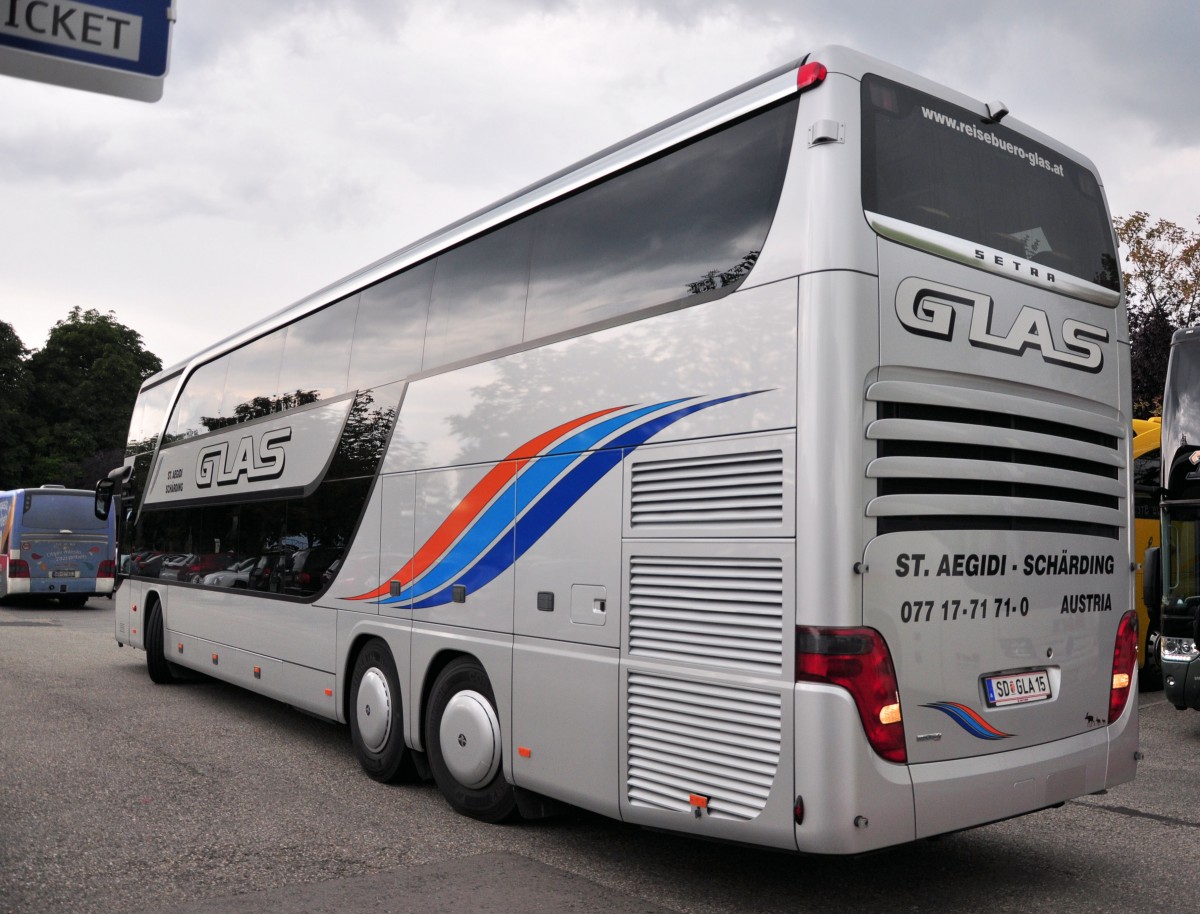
[523,100,797,340]
[127,375,179,456]
[348,260,435,390]
[278,296,357,406]
[222,330,286,424]
[423,220,533,371]
[166,357,229,440]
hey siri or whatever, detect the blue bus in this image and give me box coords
[0,486,115,606]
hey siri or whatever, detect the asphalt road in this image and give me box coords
[1,597,1197,914]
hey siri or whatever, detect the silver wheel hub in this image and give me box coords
[356,668,392,753]
[439,690,501,789]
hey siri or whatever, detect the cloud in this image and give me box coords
[1,0,1197,368]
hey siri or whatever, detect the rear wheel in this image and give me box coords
[425,657,517,823]
[144,598,177,684]
[349,638,414,783]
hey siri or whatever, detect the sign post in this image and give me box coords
[0,0,175,102]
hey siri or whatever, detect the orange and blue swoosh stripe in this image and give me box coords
[345,392,761,607]
[923,701,1014,740]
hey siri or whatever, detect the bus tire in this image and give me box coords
[1141,629,1163,692]
[425,657,517,823]
[144,599,177,685]
[349,638,414,783]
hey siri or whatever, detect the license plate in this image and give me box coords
[984,670,1051,707]
[51,570,79,579]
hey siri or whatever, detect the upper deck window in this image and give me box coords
[861,74,1119,292]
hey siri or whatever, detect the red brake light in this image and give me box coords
[796,61,827,92]
[9,559,30,579]
[797,626,906,762]
[98,560,115,579]
[1110,611,1138,723]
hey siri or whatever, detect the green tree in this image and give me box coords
[0,320,32,489]
[1114,212,1200,418]
[25,307,162,487]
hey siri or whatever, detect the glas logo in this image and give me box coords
[895,277,1108,373]
[196,428,292,488]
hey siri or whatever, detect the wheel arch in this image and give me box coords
[341,631,383,725]
[139,587,166,648]
[415,648,478,754]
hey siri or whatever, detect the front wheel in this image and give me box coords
[425,657,517,823]
[1141,629,1163,692]
[349,638,415,783]
[144,599,177,684]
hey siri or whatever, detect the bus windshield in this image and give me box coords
[1164,503,1200,609]
[1161,337,1200,478]
[861,73,1119,291]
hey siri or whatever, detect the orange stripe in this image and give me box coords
[349,405,625,601]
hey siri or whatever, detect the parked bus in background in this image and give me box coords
[97,46,1137,854]
[1,486,115,606]
[1148,330,1200,710]
[1133,417,1163,689]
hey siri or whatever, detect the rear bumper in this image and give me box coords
[26,577,112,597]
[794,680,1138,853]
[911,681,1138,838]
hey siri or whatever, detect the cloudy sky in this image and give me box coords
[3,0,1199,370]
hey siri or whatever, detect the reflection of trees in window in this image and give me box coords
[328,391,397,480]
[686,251,759,295]
[200,389,321,432]
[1094,254,1121,292]
[125,435,160,457]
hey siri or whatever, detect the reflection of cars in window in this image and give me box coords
[247,550,295,592]
[159,553,235,583]
[134,552,181,578]
[201,557,257,588]
[157,554,193,581]
[280,547,343,596]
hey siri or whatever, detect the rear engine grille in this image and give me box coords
[866,381,1125,538]
[627,671,782,821]
[628,554,784,674]
[629,450,784,529]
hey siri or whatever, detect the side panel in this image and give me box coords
[511,469,622,816]
[372,280,801,816]
[165,586,337,674]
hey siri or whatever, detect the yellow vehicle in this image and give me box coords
[1133,417,1162,689]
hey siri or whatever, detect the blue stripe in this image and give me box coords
[924,702,1010,740]
[383,400,690,605]
[410,393,760,608]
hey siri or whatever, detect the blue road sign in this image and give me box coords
[0,0,175,102]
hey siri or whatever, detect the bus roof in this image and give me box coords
[144,44,1104,390]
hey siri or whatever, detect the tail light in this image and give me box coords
[796,626,906,763]
[1109,611,1138,723]
[98,560,115,579]
[796,61,827,92]
[8,559,30,578]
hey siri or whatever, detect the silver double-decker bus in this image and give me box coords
[98,46,1137,853]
